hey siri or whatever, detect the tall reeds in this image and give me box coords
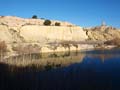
[0,40,7,60]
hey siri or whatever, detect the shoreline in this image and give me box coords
[1,44,116,58]
[3,44,117,60]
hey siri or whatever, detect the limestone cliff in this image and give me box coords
[0,16,88,54]
[0,16,87,43]
[20,26,88,43]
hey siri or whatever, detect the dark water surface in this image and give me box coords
[0,49,120,90]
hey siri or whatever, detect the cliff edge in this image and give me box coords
[0,16,89,56]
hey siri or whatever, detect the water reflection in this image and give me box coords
[0,49,120,90]
[2,51,85,69]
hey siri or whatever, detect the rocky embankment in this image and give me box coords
[0,16,90,57]
[85,24,120,41]
[84,24,120,48]
[0,16,120,58]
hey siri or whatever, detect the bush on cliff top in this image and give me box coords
[44,20,51,26]
[32,15,38,19]
[55,22,61,26]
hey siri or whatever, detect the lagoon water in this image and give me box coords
[0,48,120,90]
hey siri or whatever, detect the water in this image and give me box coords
[0,48,120,90]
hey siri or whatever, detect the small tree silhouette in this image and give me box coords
[32,15,38,19]
[44,20,51,26]
[55,22,61,26]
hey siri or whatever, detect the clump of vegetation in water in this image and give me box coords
[0,40,7,60]
[12,44,41,61]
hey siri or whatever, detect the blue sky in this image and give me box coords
[0,0,120,28]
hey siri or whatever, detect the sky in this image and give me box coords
[0,0,120,28]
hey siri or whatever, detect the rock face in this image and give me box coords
[1,16,120,55]
[20,26,87,43]
[0,16,88,54]
[0,16,88,43]
[85,25,120,41]
[0,25,13,42]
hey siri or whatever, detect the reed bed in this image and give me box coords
[0,52,85,72]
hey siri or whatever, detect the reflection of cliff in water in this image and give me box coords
[1,49,120,72]
[83,48,120,63]
[0,52,85,71]
[0,50,120,90]
[85,54,120,63]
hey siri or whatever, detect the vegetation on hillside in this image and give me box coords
[55,22,61,26]
[43,20,51,26]
[104,38,120,46]
[12,44,41,55]
[32,15,38,19]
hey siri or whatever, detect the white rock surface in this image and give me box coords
[20,26,88,42]
[0,16,88,53]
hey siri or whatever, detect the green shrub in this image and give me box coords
[55,22,61,26]
[32,15,38,19]
[0,16,5,18]
[40,18,45,20]
[44,20,51,26]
